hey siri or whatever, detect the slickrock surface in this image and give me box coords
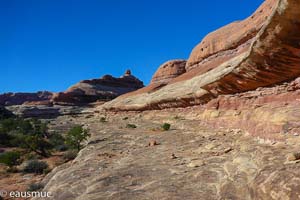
[104,0,300,111]
[52,70,144,106]
[5,104,92,118]
[151,60,186,84]
[0,91,53,106]
[33,111,300,200]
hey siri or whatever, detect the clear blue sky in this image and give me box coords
[0,0,264,93]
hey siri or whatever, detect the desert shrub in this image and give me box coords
[161,123,171,131]
[65,125,90,151]
[122,117,129,120]
[0,107,14,120]
[126,124,137,129]
[24,153,38,161]
[63,150,78,161]
[23,160,49,174]
[0,151,21,168]
[1,118,53,157]
[100,117,107,122]
[27,183,44,191]
[0,132,12,146]
[49,132,67,151]
[55,144,68,152]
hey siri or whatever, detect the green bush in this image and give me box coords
[161,123,171,131]
[126,124,137,129]
[23,160,49,174]
[0,151,21,168]
[65,125,90,151]
[24,153,38,161]
[27,183,44,191]
[49,133,67,151]
[63,150,78,161]
[0,118,53,157]
[100,117,107,122]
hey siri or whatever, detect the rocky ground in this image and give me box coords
[36,111,300,200]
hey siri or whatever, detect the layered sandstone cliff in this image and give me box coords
[0,91,53,106]
[103,0,300,111]
[1,70,144,108]
[52,70,144,105]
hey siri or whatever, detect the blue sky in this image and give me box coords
[0,0,264,93]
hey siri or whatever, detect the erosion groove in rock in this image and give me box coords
[103,0,300,111]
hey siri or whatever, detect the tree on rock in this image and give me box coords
[65,125,90,151]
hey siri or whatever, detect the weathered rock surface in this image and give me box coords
[5,105,92,118]
[151,60,186,84]
[52,70,144,105]
[0,91,53,106]
[32,111,300,200]
[103,0,300,111]
[186,0,277,70]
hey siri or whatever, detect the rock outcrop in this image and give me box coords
[0,71,143,108]
[0,91,53,106]
[52,70,144,105]
[103,0,300,111]
[33,108,300,200]
[151,60,186,84]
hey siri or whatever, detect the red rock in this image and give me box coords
[104,0,300,112]
[0,91,53,106]
[186,0,277,70]
[52,70,144,105]
[151,60,186,84]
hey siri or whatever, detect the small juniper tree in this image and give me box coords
[0,151,21,169]
[65,125,90,151]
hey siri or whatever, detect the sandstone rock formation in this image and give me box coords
[0,91,53,106]
[16,1,300,199]
[33,109,300,200]
[52,70,144,105]
[151,60,186,84]
[103,0,300,111]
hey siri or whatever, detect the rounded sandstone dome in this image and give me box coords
[151,59,187,84]
[186,0,277,71]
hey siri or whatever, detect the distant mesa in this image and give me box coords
[0,91,53,106]
[0,70,144,107]
[51,70,144,106]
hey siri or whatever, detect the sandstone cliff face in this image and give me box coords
[151,60,186,84]
[0,91,53,106]
[103,0,300,111]
[52,70,144,105]
[186,0,277,70]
